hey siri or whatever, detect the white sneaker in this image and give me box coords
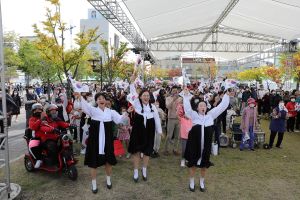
[80,148,86,155]
[34,160,42,168]
[180,159,185,167]
[140,153,144,158]
[295,129,300,133]
[126,153,131,159]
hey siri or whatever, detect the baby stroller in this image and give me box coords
[253,119,265,148]
[229,115,243,148]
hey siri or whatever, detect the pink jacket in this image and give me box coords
[176,104,192,139]
[240,106,258,133]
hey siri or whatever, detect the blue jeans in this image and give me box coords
[240,126,255,150]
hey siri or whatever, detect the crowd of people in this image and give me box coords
[1,75,300,193]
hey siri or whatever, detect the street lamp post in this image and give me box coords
[89,56,103,90]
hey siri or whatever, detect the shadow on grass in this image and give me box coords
[3,119,300,200]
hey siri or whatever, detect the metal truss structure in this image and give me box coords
[196,0,240,50]
[88,0,147,50]
[150,25,282,43]
[87,0,297,66]
[148,42,291,53]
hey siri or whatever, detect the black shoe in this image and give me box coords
[150,151,159,158]
[141,169,147,181]
[250,149,255,151]
[276,146,281,149]
[209,162,215,167]
[107,184,112,190]
[240,148,243,151]
[189,185,195,192]
[200,186,206,192]
[133,177,138,183]
[142,175,147,181]
[92,188,98,194]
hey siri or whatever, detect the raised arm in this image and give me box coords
[208,94,230,119]
[80,96,95,117]
[182,95,193,119]
[129,71,138,95]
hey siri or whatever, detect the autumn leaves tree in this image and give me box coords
[33,0,100,97]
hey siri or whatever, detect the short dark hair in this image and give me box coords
[171,86,178,90]
[94,92,107,102]
[190,96,206,111]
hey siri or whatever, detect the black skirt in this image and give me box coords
[84,120,117,168]
[128,113,155,156]
[184,125,214,168]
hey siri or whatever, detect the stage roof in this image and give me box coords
[122,0,300,60]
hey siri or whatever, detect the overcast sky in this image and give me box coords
[2,0,93,48]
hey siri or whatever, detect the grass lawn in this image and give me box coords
[2,119,300,200]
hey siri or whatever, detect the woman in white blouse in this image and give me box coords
[75,92,132,194]
[128,73,162,183]
[182,87,233,192]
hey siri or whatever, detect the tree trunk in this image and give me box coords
[73,64,79,79]
[58,74,63,85]
[47,78,51,101]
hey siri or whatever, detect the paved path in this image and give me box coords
[0,108,27,168]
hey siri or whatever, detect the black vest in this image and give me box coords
[25,93,37,110]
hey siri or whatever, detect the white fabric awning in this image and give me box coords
[123,0,300,60]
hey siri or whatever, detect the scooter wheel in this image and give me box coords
[67,165,78,181]
[24,157,35,172]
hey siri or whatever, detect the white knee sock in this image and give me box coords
[106,176,111,185]
[134,169,139,179]
[200,177,205,188]
[189,177,195,189]
[92,179,97,190]
[142,167,147,177]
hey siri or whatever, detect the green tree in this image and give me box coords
[100,40,129,84]
[18,39,58,99]
[3,31,22,83]
[33,0,100,97]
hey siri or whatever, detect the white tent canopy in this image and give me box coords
[122,0,300,60]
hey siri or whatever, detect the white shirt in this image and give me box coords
[183,94,230,165]
[183,94,230,127]
[130,84,162,134]
[80,97,125,155]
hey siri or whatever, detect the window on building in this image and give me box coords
[91,11,96,19]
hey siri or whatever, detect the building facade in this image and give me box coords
[80,9,131,60]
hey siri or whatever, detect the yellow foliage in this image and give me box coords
[224,71,238,79]
[237,67,266,82]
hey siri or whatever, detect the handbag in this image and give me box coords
[114,139,125,156]
[243,132,250,142]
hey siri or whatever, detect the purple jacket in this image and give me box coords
[240,107,258,133]
[269,107,287,133]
